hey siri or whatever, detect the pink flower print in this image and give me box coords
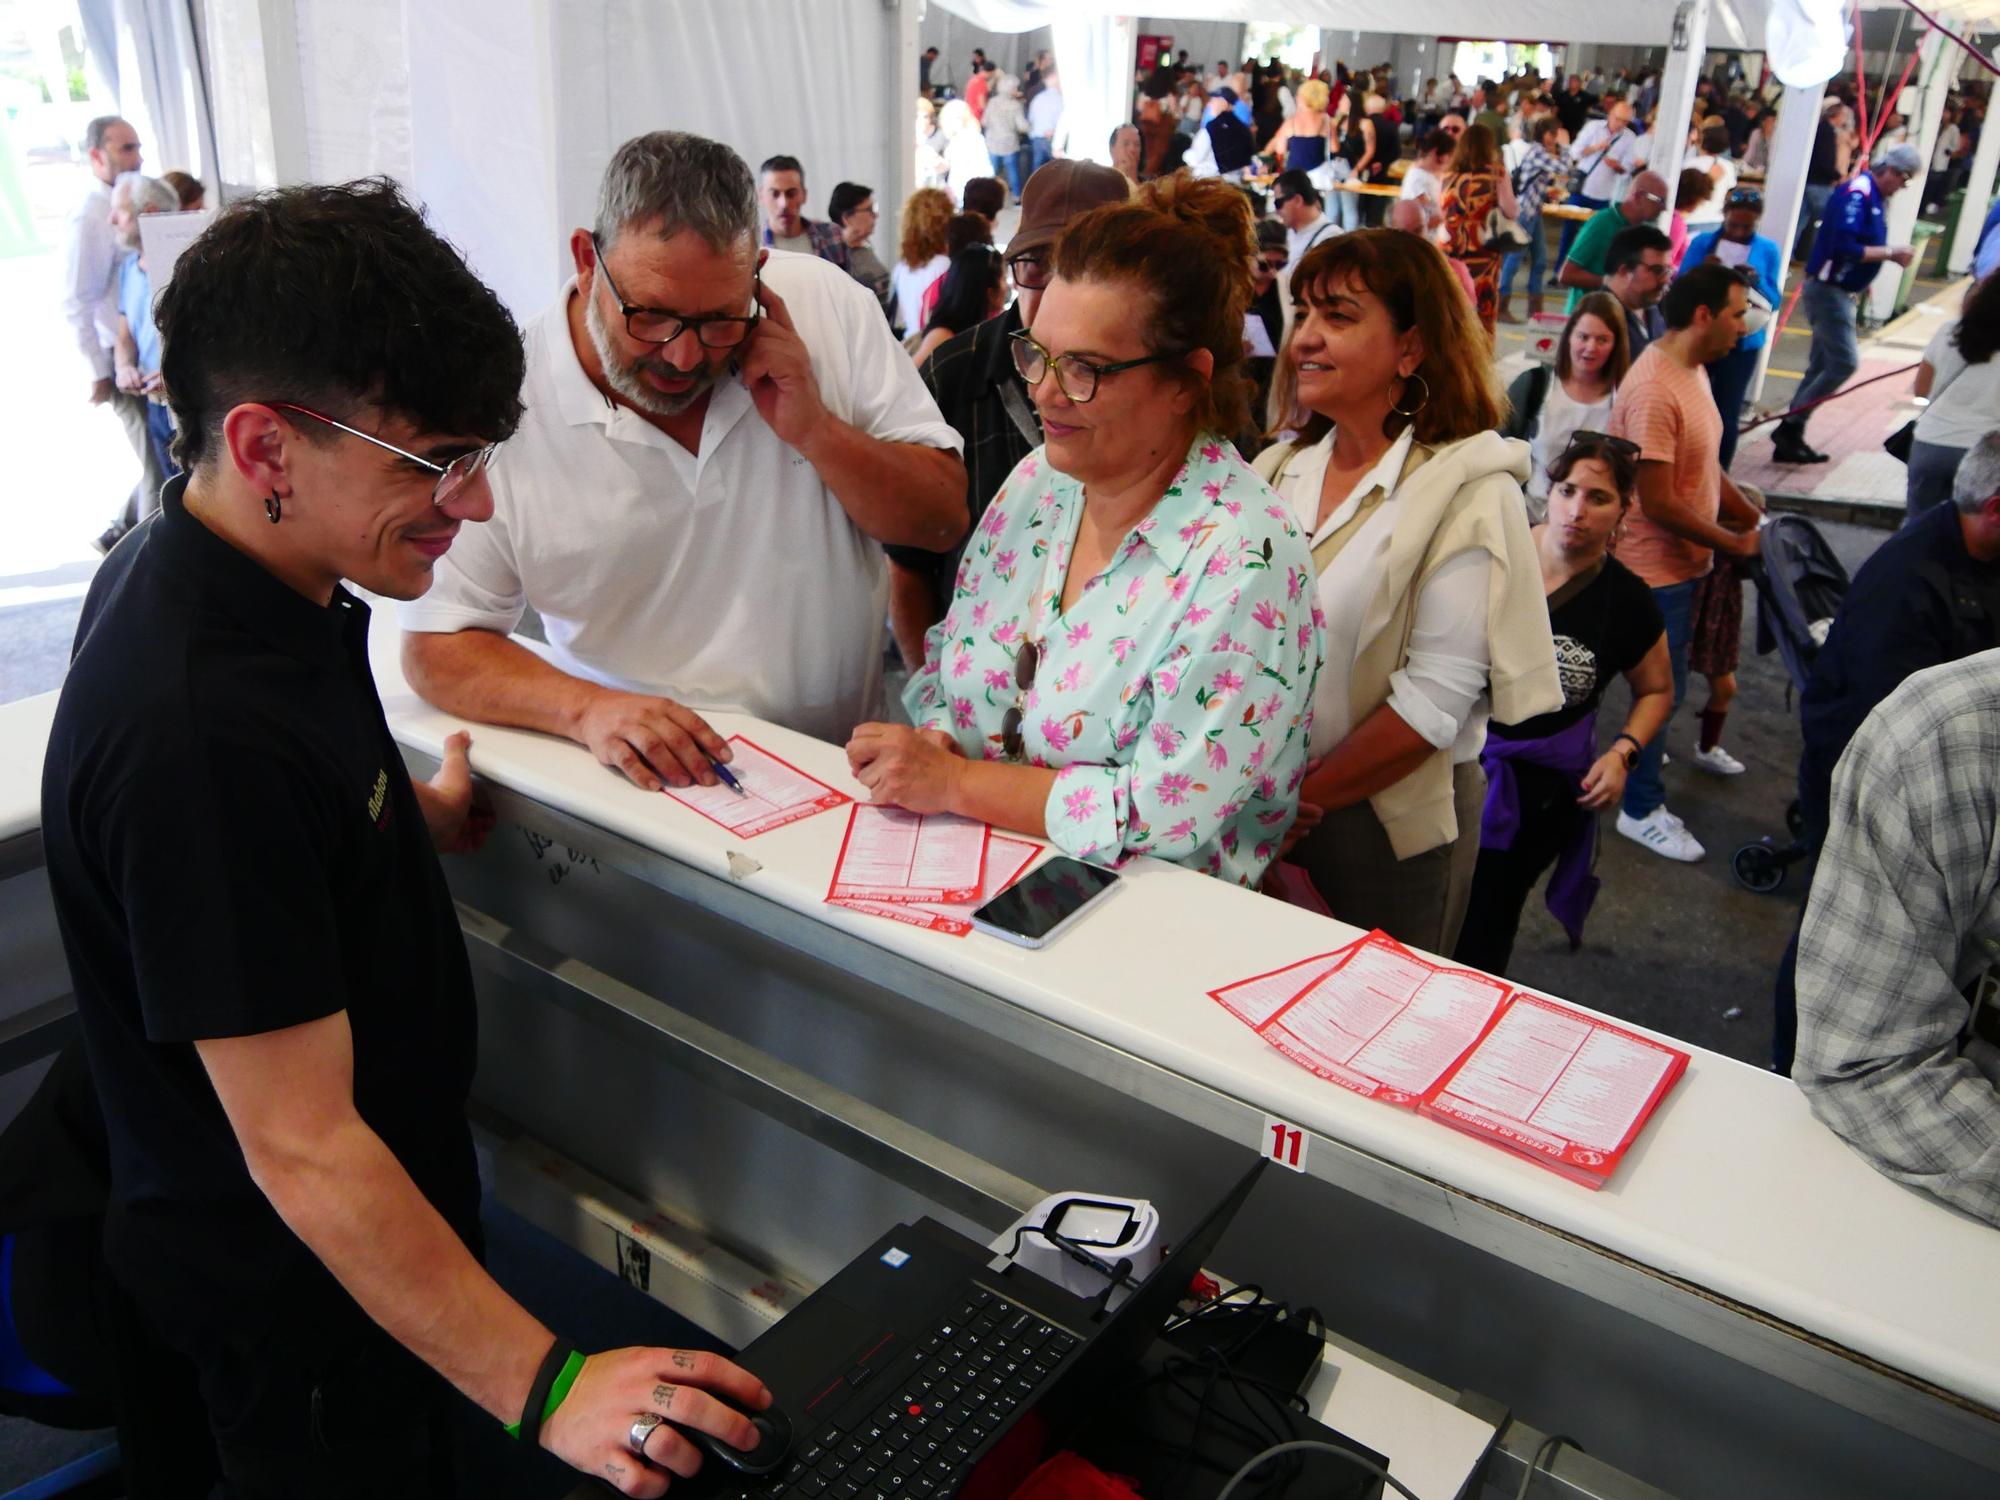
[951,697,975,728]
[1257,774,1278,801]
[1248,741,1271,772]
[1200,442,1223,464]
[1223,498,1242,517]
[983,667,1011,690]
[1202,479,1223,501]
[1109,636,1137,665]
[993,549,1019,580]
[1286,765,1305,792]
[1156,771,1193,806]
[1217,799,1243,822]
[1123,576,1144,611]
[1210,667,1245,696]
[1063,785,1099,824]
[954,559,973,592]
[1065,620,1092,648]
[993,618,1022,646]
[979,506,1008,539]
[1265,503,1288,521]
[1252,599,1284,631]
[1220,827,1239,854]
[1165,817,1198,844]
[1041,715,1072,752]
[1113,722,1141,751]
[1286,568,1304,602]
[1206,739,1230,771]
[1150,722,1184,757]
[1312,603,1328,627]
[1022,458,1041,480]
[1182,604,1213,627]
[1156,664,1183,696]
[1254,840,1275,865]
[1168,573,1191,602]
[1295,623,1313,654]
[950,653,972,678]
[1260,691,1284,722]
[971,601,991,628]
[1056,661,1085,693]
[1212,632,1241,655]
[1205,552,1232,578]
[1178,518,1205,545]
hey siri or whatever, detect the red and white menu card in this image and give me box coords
[1421,993,1689,1189]
[830,835,1042,938]
[1210,931,1510,1107]
[826,805,991,905]
[660,737,849,838]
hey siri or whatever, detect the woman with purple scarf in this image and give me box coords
[1453,435,1673,974]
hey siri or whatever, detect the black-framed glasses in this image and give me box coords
[1010,332,1183,404]
[1271,193,1295,210]
[268,402,495,508]
[999,639,1041,760]
[1006,251,1051,290]
[589,234,761,347]
[1565,429,1641,459]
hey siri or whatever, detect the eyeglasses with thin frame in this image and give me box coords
[589,234,762,348]
[268,402,495,508]
[1010,331,1184,404]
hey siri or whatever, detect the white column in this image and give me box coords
[1950,86,2000,275]
[1748,78,1827,405]
[1644,0,1711,203]
[1868,27,1948,322]
[1052,14,1137,169]
[892,0,919,251]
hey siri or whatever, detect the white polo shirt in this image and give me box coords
[401,250,962,745]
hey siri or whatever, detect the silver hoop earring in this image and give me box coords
[1389,372,1430,419]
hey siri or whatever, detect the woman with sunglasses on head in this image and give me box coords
[1257,230,1562,953]
[846,176,1324,888]
[1453,435,1672,975]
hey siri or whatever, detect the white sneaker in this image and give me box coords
[1616,807,1707,862]
[1692,744,1747,776]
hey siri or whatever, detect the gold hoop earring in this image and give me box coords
[1389,372,1429,420]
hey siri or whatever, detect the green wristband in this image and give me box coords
[505,1349,586,1441]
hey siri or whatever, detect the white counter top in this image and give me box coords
[8,608,2000,1421]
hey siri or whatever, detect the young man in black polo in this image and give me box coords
[41,180,768,1499]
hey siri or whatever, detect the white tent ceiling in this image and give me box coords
[932,0,2000,51]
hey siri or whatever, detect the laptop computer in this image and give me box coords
[685,1159,1271,1499]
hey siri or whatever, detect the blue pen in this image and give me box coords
[708,755,748,797]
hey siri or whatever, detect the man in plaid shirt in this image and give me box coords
[758,154,850,270]
[1793,646,2000,1227]
[1499,115,1568,323]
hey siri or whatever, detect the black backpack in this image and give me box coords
[1206,112,1255,176]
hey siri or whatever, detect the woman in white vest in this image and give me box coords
[1257,230,1562,954]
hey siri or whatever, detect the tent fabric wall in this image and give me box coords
[80,0,219,189]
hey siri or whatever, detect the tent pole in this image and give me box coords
[1868,26,1948,322]
[1948,74,2000,274]
[1747,79,1829,411]
[1643,0,1713,208]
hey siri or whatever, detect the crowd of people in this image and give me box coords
[34,39,2000,1490]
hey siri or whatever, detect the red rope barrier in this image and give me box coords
[1740,361,1920,433]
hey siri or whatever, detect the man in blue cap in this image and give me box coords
[1773,143,1920,465]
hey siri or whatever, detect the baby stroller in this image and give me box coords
[1730,514,1851,894]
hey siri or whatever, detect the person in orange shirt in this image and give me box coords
[1607,263,1762,863]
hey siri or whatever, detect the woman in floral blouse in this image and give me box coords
[846,176,1324,888]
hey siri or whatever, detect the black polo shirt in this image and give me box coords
[887,301,1040,616]
[40,474,480,1355]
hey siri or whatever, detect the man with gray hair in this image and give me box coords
[108,172,183,489]
[403,130,967,772]
[1774,433,2000,1070]
[63,114,159,551]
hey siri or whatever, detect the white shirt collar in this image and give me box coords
[1287,425,1418,546]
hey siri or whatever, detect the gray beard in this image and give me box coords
[583,287,720,417]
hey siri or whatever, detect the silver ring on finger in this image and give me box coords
[628,1410,667,1459]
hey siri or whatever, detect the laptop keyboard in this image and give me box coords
[721,1286,1079,1500]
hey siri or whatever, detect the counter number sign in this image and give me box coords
[1262,1115,1308,1172]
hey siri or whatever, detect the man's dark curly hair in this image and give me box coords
[156,177,525,471]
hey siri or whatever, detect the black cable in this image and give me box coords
[1513,1432,1583,1500]
[1215,1440,1424,1500]
[1000,1222,1143,1290]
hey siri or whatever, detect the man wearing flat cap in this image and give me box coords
[1774,142,1920,465]
[886,158,1130,668]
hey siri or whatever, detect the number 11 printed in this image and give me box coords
[1263,1115,1308,1172]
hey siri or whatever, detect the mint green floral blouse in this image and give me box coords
[904,432,1325,887]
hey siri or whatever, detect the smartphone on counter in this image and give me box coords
[970,856,1120,949]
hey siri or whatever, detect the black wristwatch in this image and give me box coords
[1612,733,1642,770]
